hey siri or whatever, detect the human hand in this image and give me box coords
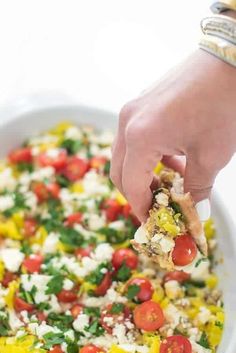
[110,49,236,222]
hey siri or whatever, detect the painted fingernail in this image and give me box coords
[195,199,211,221]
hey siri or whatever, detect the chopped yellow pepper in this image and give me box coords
[204,218,216,240]
[0,220,22,240]
[0,335,46,353]
[154,162,164,175]
[4,280,19,309]
[0,260,4,281]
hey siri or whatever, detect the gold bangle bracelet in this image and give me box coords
[211,1,236,13]
[199,34,236,67]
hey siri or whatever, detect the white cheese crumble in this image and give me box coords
[164,304,186,329]
[119,344,149,353]
[155,192,169,206]
[164,280,183,300]
[8,310,24,331]
[28,322,60,339]
[195,306,212,325]
[73,313,90,332]
[109,220,125,231]
[93,243,114,262]
[87,213,106,230]
[0,195,14,212]
[63,278,74,290]
[65,126,82,140]
[151,233,175,254]
[0,168,16,191]
[176,251,210,280]
[0,248,25,272]
[134,225,148,244]
[45,148,62,158]
[42,232,59,253]
[21,274,51,304]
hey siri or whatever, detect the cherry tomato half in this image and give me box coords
[102,199,122,222]
[134,300,165,331]
[112,248,138,270]
[160,335,192,353]
[22,254,43,273]
[14,296,34,313]
[75,245,94,258]
[1,271,17,288]
[32,182,60,202]
[90,156,107,170]
[172,234,198,266]
[163,271,190,284]
[71,304,84,318]
[100,303,131,334]
[35,311,47,323]
[50,345,64,353]
[38,150,67,171]
[23,218,38,238]
[8,147,32,164]
[62,157,89,181]
[94,272,112,296]
[122,204,141,227]
[126,277,154,302]
[57,289,77,303]
[80,344,105,353]
[65,212,82,227]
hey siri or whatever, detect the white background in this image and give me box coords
[0,0,235,218]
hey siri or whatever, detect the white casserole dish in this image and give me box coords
[0,94,235,353]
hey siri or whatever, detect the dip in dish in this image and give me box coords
[0,122,224,353]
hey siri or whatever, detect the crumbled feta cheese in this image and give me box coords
[47,294,62,313]
[164,304,186,329]
[109,220,125,231]
[73,314,90,332]
[65,126,82,140]
[164,280,183,299]
[42,232,59,253]
[0,168,16,191]
[113,323,127,344]
[134,225,148,244]
[155,192,169,206]
[195,306,212,325]
[0,195,14,211]
[176,251,210,280]
[24,191,38,213]
[82,171,110,196]
[45,148,62,158]
[96,130,114,145]
[93,243,114,261]
[28,321,60,339]
[8,310,24,331]
[64,329,75,341]
[97,147,112,159]
[87,213,106,230]
[0,285,8,308]
[31,166,55,181]
[190,340,212,353]
[21,274,51,304]
[63,278,74,290]
[151,233,175,253]
[0,248,24,272]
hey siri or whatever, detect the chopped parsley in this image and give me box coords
[215,321,224,329]
[195,257,208,268]
[46,275,64,295]
[3,191,29,217]
[42,332,65,349]
[85,319,105,337]
[0,312,10,336]
[110,303,124,314]
[47,312,74,330]
[59,227,84,248]
[84,307,100,317]
[116,263,131,282]
[197,332,210,349]
[126,284,140,300]
[86,263,110,285]
[60,138,83,155]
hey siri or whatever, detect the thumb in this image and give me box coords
[184,156,216,221]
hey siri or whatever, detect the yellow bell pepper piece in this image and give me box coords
[0,220,22,240]
[204,218,215,240]
[30,226,47,246]
[12,212,24,228]
[155,208,180,237]
[206,322,223,348]
[108,344,129,353]
[206,274,218,289]
[154,162,164,175]
[152,287,164,303]
[57,241,73,253]
[4,280,19,309]
[113,239,130,250]
[115,191,127,206]
[0,335,46,353]
[70,182,84,193]
[143,334,161,353]
[0,260,4,281]
[160,297,169,309]
[50,121,73,135]
[81,281,97,293]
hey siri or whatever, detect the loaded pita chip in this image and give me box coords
[131,169,208,271]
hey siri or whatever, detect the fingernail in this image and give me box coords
[195,199,211,221]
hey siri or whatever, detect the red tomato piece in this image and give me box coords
[112,248,138,270]
[94,272,112,296]
[14,296,34,312]
[65,212,82,227]
[46,182,60,199]
[80,344,105,353]
[8,147,32,164]
[38,150,67,171]
[22,254,43,273]
[50,346,64,353]
[90,156,107,170]
[35,311,47,323]
[23,218,38,238]
[62,157,89,181]
[122,204,141,227]
[133,300,165,331]
[160,335,192,353]
[32,182,60,202]
[163,271,190,284]
[127,277,154,302]
[75,245,94,258]
[57,289,77,303]
[102,199,122,222]
[71,304,84,318]
[100,303,131,334]
[172,234,198,266]
[1,271,17,287]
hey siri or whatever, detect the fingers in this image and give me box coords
[184,155,216,220]
[162,155,186,176]
[122,139,161,222]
